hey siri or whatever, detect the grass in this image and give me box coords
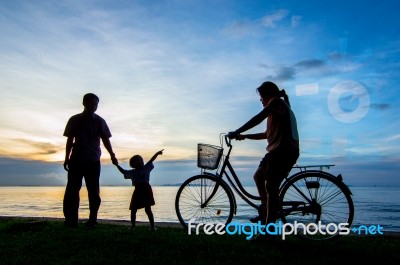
[0,218,399,265]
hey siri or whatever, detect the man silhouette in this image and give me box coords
[63,93,117,227]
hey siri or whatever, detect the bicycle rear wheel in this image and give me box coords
[279,171,354,240]
[175,175,234,229]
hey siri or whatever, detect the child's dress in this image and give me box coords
[123,162,155,210]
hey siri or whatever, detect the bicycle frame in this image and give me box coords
[201,135,341,216]
[201,136,261,211]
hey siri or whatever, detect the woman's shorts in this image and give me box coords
[259,148,299,184]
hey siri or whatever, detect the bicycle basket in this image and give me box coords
[197,144,223,170]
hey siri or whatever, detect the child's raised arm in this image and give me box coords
[148,149,164,164]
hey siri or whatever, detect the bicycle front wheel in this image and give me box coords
[279,171,354,240]
[175,175,234,229]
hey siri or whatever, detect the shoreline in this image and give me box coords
[2,216,400,237]
[0,216,182,228]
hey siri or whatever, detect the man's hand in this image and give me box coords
[111,154,118,165]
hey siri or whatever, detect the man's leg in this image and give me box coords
[63,163,83,226]
[84,161,101,224]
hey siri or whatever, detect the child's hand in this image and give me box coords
[149,149,164,164]
[157,149,164,156]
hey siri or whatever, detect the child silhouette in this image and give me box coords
[113,149,163,230]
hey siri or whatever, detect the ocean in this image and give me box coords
[0,186,399,232]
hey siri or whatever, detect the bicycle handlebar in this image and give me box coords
[224,134,232,147]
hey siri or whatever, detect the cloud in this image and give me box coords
[222,9,295,38]
[260,58,326,82]
[2,1,257,162]
[295,59,325,69]
[0,137,63,162]
[291,15,302,27]
[328,52,346,61]
[1,0,400,187]
[370,103,390,110]
[260,53,370,83]
[0,157,65,186]
[15,139,61,155]
[222,20,260,38]
[265,66,296,81]
[260,9,289,28]
[385,134,400,142]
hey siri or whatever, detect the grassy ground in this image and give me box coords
[0,217,399,265]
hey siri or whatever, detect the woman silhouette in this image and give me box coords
[228,81,300,240]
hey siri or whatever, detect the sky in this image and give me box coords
[0,0,399,187]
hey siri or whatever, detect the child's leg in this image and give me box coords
[144,206,154,229]
[131,208,137,227]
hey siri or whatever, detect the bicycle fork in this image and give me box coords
[200,178,221,208]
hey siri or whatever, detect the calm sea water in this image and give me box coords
[0,186,399,232]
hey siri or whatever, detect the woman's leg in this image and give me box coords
[252,167,269,225]
[145,206,155,229]
[265,179,280,224]
[253,167,267,206]
[265,149,299,225]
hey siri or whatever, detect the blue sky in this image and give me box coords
[0,0,399,186]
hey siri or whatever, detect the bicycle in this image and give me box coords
[175,134,354,240]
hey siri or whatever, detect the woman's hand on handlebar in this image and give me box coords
[227,131,237,139]
[227,131,245,141]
